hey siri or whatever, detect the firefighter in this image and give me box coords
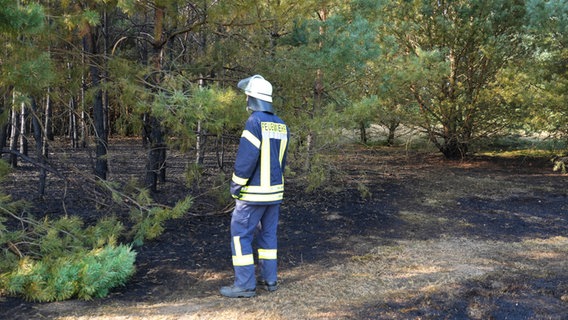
[220,75,290,298]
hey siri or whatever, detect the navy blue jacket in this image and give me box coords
[232,111,289,204]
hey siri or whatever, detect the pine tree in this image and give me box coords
[382,0,527,159]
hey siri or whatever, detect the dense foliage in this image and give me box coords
[2,0,566,164]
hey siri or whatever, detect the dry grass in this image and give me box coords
[52,236,567,319]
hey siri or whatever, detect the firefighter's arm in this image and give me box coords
[230,181,242,199]
[231,117,261,198]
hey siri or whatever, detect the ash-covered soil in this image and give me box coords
[1,140,567,319]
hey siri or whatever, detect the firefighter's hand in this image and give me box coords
[230,181,242,199]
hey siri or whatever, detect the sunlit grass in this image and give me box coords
[54,236,567,320]
[477,149,559,158]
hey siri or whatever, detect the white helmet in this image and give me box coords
[237,75,273,103]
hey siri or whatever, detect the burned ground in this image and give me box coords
[0,140,567,319]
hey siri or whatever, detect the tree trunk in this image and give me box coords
[81,109,87,148]
[142,112,151,148]
[215,134,225,170]
[19,101,28,156]
[413,85,468,159]
[0,92,8,157]
[84,28,108,180]
[31,98,47,196]
[440,136,468,160]
[9,93,19,168]
[195,120,206,165]
[103,8,110,138]
[144,4,167,192]
[359,121,367,144]
[195,78,206,165]
[0,123,7,156]
[45,88,53,141]
[439,110,470,160]
[305,7,328,171]
[144,116,165,190]
[386,121,399,146]
[69,97,78,148]
[93,88,107,180]
[80,41,88,149]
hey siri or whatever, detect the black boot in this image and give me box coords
[219,285,256,298]
[257,280,278,292]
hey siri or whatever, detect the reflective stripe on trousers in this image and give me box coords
[230,200,280,290]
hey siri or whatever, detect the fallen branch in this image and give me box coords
[1,148,66,180]
[187,201,234,217]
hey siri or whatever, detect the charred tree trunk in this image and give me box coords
[359,122,367,144]
[103,8,110,138]
[84,27,108,180]
[80,42,88,149]
[0,123,7,156]
[142,112,151,148]
[440,136,468,160]
[144,116,166,190]
[144,4,167,192]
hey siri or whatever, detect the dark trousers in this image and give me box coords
[230,200,279,289]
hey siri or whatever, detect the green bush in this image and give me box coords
[2,245,135,301]
[129,192,193,246]
[0,160,192,301]
[0,208,135,302]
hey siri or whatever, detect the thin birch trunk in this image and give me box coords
[19,101,27,156]
[9,92,19,167]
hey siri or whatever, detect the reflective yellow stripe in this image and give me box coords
[240,185,284,202]
[242,184,283,193]
[233,254,254,266]
[242,130,260,149]
[258,249,277,260]
[232,173,248,186]
[260,136,270,187]
[239,192,283,202]
[234,236,242,255]
[232,236,254,266]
